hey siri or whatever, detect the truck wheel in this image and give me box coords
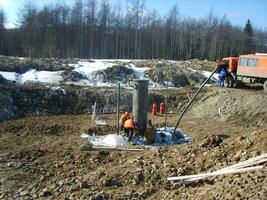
[263,80,267,91]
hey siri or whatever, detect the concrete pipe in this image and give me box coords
[130,79,149,135]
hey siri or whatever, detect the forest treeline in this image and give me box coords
[0,0,266,60]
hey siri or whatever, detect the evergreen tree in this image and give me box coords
[243,19,254,54]
[1,1,267,59]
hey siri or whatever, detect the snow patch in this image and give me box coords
[21,69,63,84]
[85,134,128,147]
[0,71,18,82]
[201,70,220,82]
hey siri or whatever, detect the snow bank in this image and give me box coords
[0,71,18,82]
[21,69,63,84]
[0,59,217,88]
[0,69,63,84]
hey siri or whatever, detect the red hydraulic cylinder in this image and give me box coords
[160,102,165,114]
[152,103,157,115]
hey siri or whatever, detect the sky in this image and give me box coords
[0,0,267,29]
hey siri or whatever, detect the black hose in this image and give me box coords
[172,66,218,140]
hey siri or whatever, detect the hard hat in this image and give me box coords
[125,112,130,116]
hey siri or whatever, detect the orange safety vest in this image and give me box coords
[124,119,135,129]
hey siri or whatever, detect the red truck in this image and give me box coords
[223,53,267,90]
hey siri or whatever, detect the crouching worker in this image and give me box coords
[119,112,130,133]
[124,117,136,142]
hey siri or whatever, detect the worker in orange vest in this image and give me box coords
[124,117,136,141]
[119,112,130,132]
[152,103,157,115]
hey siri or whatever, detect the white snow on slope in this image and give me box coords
[72,60,116,78]
[0,71,18,82]
[21,69,63,84]
[188,67,219,82]
[0,70,63,84]
[0,59,218,88]
[201,70,219,82]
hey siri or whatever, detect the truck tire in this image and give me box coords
[263,80,267,91]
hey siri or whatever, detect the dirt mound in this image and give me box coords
[62,70,88,82]
[147,64,206,87]
[94,65,137,84]
[190,59,217,71]
[192,88,267,126]
[0,56,78,73]
[141,60,215,87]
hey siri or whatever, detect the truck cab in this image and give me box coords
[223,57,239,73]
[222,54,267,90]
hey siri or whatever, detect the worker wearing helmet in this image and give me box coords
[119,112,130,132]
[124,117,136,142]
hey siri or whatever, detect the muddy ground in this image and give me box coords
[0,87,266,200]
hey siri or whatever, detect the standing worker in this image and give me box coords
[124,117,136,142]
[119,112,130,133]
[217,60,228,87]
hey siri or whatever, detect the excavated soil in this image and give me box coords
[0,87,266,200]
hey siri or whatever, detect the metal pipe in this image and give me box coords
[172,67,218,140]
[164,86,168,132]
[117,83,120,134]
[132,79,149,134]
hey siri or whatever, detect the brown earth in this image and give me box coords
[0,87,266,200]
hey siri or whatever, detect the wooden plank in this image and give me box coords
[172,166,264,185]
[217,157,267,172]
[168,154,267,181]
[214,154,267,173]
[183,158,267,183]
[167,154,267,182]
[81,146,143,152]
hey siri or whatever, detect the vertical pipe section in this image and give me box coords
[117,83,120,134]
[164,86,168,132]
[172,67,218,140]
[132,79,149,134]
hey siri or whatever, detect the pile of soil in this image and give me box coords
[93,65,137,84]
[192,88,267,127]
[145,63,207,87]
[0,56,79,73]
[62,70,88,82]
